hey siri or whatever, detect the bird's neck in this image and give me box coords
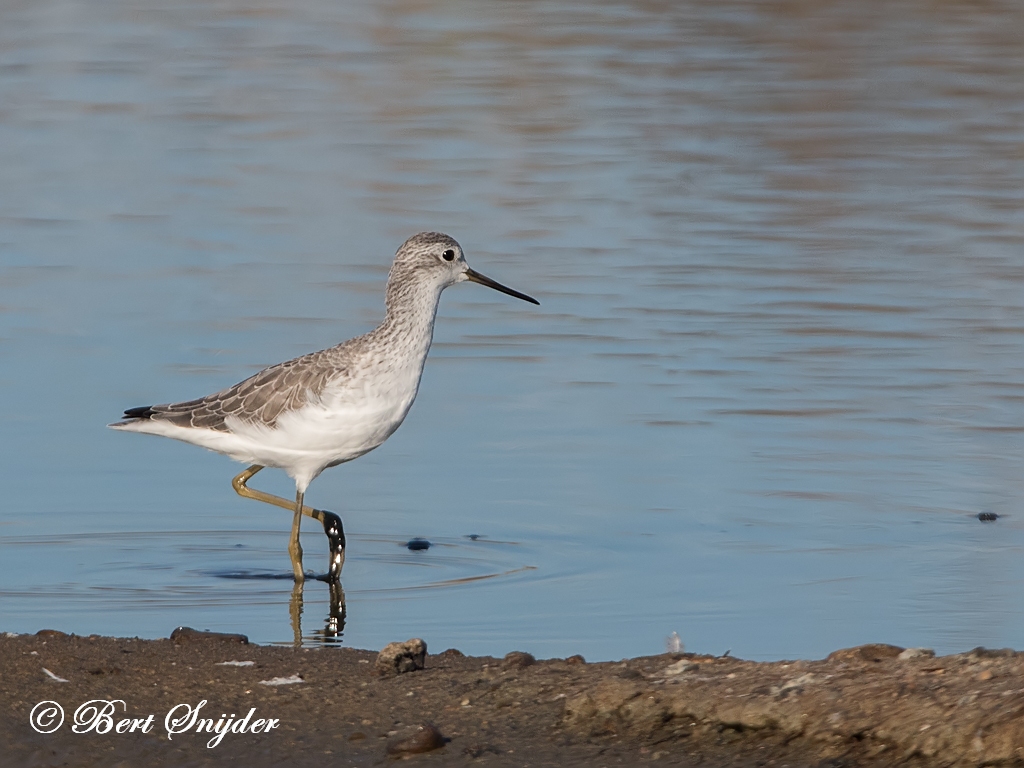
[372,270,444,367]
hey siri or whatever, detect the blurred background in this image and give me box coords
[0,0,1022,661]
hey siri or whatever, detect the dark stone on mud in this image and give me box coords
[385,723,445,756]
[375,638,427,676]
[503,651,536,669]
[406,537,431,551]
[826,643,903,663]
[170,626,248,645]
[978,512,999,522]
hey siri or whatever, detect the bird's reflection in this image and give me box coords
[288,572,347,647]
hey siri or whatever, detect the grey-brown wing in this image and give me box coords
[145,348,342,431]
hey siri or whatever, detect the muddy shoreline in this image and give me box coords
[2,629,1022,767]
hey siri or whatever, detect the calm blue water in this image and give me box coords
[1,0,1022,661]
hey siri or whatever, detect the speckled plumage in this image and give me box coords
[111,232,538,494]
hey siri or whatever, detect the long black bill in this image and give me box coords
[465,267,539,305]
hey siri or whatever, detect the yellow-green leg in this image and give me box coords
[232,464,319,517]
[289,580,304,647]
[232,465,346,582]
[290,490,305,582]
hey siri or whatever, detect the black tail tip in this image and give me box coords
[123,405,155,419]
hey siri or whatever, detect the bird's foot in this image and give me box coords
[319,510,346,582]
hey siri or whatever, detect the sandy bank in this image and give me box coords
[1,630,1021,767]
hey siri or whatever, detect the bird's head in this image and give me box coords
[390,232,539,305]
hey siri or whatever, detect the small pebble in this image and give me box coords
[503,651,535,669]
[665,659,697,675]
[376,638,427,676]
[170,627,248,645]
[385,723,445,756]
[779,673,816,691]
[969,646,1016,659]
[406,538,431,551]
[86,666,121,676]
[462,743,501,758]
[897,648,935,661]
[826,644,904,663]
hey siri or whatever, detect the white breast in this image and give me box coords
[220,354,424,483]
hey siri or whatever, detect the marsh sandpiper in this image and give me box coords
[110,232,538,581]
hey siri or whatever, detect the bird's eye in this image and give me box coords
[442,249,456,262]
